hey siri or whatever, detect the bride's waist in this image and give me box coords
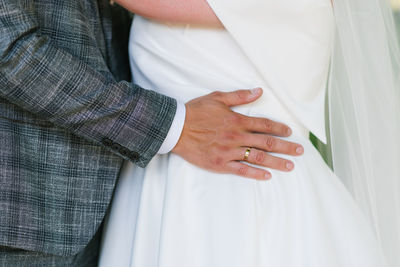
[129,18,310,139]
[134,70,309,140]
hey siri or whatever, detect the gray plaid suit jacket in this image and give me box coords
[0,0,176,256]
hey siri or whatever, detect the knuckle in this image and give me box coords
[237,165,249,176]
[218,145,231,152]
[225,115,244,129]
[220,130,240,142]
[245,117,254,128]
[265,136,276,150]
[229,114,243,125]
[264,119,273,131]
[210,91,223,99]
[213,156,225,167]
[235,90,247,100]
[255,151,265,163]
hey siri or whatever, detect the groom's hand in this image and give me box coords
[172,88,304,180]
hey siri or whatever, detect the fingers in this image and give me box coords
[225,161,271,180]
[209,88,263,107]
[240,115,292,137]
[234,147,295,172]
[244,133,304,156]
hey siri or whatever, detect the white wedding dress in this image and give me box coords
[99,0,387,266]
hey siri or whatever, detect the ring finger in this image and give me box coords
[234,147,295,172]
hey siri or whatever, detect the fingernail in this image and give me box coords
[296,146,304,155]
[286,128,292,136]
[251,87,262,95]
[265,173,272,180]
[286,162,294,170]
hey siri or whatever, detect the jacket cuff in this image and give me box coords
[100,85,177,167]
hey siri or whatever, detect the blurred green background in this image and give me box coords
[394,0,400,37]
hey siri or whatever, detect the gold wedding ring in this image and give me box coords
[243,148,251,161]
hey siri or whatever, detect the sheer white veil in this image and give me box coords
[329,0,400,266]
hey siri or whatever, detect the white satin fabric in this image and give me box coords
[99,0,387,266]
[205,0,334,143]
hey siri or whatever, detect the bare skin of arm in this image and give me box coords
[114,0,223,27]
[115,0,333,26]
[114,1,305,180]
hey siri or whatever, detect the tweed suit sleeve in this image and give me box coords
[0,1,177,167]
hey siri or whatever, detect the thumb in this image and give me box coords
[213,88,263,107]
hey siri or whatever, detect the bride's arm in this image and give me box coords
[113,0,223,27]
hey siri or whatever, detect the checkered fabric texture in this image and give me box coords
[0,0,177,257]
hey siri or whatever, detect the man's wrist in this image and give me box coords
[157,101,186,154]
